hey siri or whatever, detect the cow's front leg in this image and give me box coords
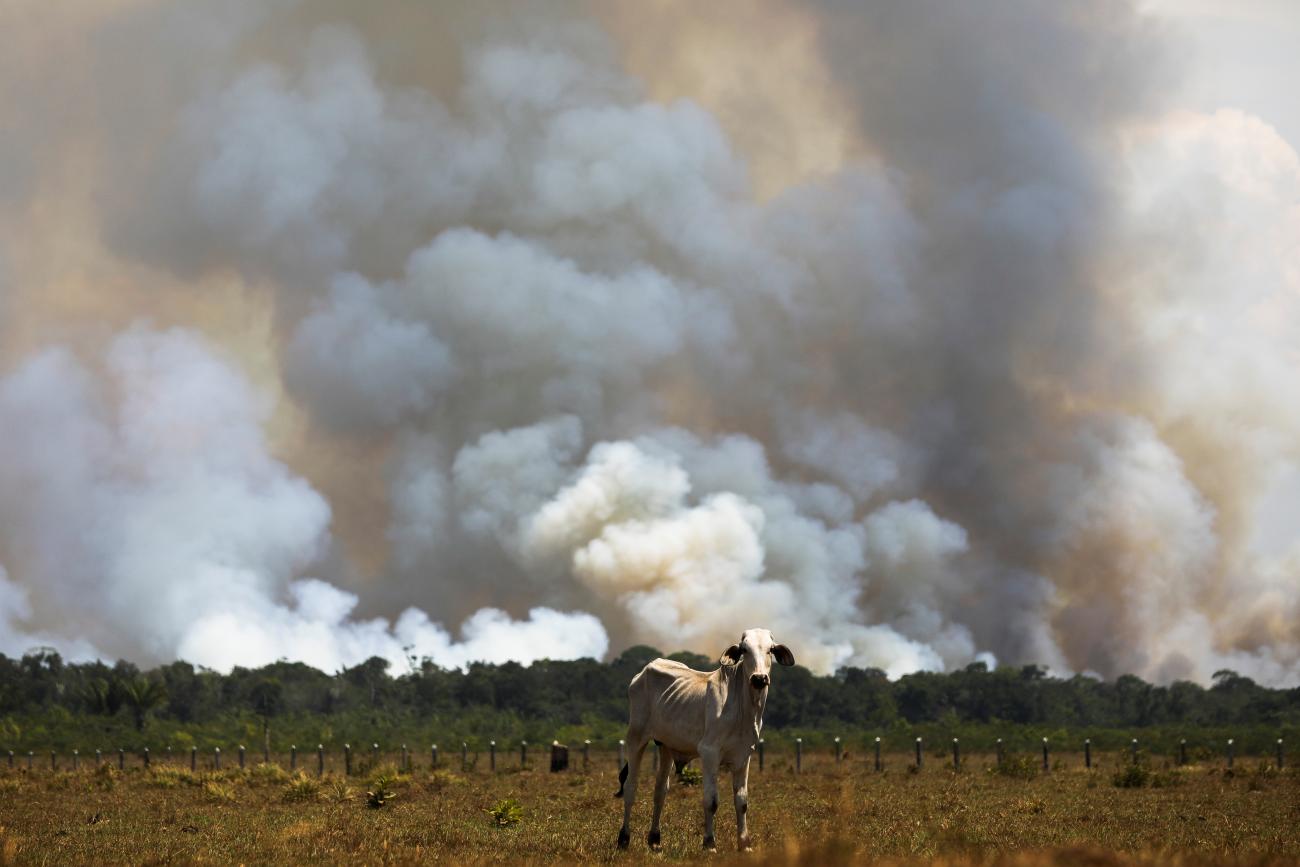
[699,746,721,851]
[733,755,753,851]
[647,747,672,850]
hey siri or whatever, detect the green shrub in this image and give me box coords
[202,780,237,803]
[323,779,354,803]
[1111,764,1149,788]
[366,775,396,808]
[993,755,1039,780]
[281,773,320,802]
[486,797,523,827]
[677,765,702,786]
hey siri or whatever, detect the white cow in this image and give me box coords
[614,627,795,851]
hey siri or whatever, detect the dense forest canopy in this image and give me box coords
[4,648,1297,749]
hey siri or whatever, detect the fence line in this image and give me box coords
[0,736,1288,776]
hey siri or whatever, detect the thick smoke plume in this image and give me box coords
[0,0,1297,683]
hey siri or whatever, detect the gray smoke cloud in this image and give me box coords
[0,0,1297,683]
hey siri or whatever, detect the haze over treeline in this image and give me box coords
[1,1,1298,685]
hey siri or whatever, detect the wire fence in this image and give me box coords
[1,735,1288,776]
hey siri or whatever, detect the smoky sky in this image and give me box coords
[0,0,1297,684]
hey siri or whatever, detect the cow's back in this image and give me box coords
[628,659,713,755]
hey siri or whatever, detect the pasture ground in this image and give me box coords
[0,751,1297,865]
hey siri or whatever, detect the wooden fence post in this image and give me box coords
[490,740,496,772]
[461,742,468,772]
[239,745,246,770]
[915,737,922,769]
[1227,738,1234,769]
[521,740,527,769]
[996,738,1004,769]
[1041,738,1049,772]
[402,744,408,772]
[874,736,882,772]
[1179,739,1187,766]
[550,741,569,772]
[618,739,625,767]
[214,747,221,770]
[96,749,102,767]
[73,749,79,771]
[344,743,352,776]
[27,751,33,770]
[758,738,765,772]
[1084,738,1091,769]
[796,738,803,774]
[143,747,150,769]
[432,744,439,769]
[834,736,842,764]
[583,740,590,771]
[372,743,379,768]
[190,746,197,771]
[952,738,960,770]
[318,745,325,777]
[290,745,297,771]
[1130,739,1138,765]
[1277,739,1284,770]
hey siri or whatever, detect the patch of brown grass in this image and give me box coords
[0,753,1294,864]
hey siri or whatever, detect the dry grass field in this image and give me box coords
[0,750,1297,865]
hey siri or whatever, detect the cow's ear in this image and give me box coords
[719,644,743,666]
[771,644,795,666]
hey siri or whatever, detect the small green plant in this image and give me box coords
[92,763,118,790]
[202,779,237,803]
[993,755,1039,780]
[323,778,354,803]
[486,797,523,827]
[1150,769,1185,788]
[1111,763,1150,788]
[366,775,396,808]
[248,762,289,786]
[677,764,702,786]
[281,773,321,802]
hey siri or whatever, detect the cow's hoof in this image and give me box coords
[647,829,661,850]
[703,835,716,852]
[617,828,630,849]
[739,836,754,853]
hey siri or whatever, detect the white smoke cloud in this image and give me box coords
[0,328,606,672]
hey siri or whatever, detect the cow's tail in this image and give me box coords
[613,761,629,798]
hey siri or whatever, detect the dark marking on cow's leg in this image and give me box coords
[613,762,628,798]
[740,800,748,815]
[702,835,716,850]
[708,795,718,814]
[647,829,661,849]
[617,826,630,849]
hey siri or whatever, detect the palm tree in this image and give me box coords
[119,677,168,732]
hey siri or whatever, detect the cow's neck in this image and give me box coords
[727,665,766,746]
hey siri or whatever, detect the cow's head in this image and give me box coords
[720,627,795,692]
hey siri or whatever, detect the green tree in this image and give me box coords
[118,677,167,731]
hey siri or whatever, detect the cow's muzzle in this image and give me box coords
[750,673,770,690]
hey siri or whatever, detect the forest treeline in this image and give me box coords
[2,646,1297,754]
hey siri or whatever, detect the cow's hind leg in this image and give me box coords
[699,746,721,851]
[647,746,673,850]
[616,734,649,849]
[733,755,753,851]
